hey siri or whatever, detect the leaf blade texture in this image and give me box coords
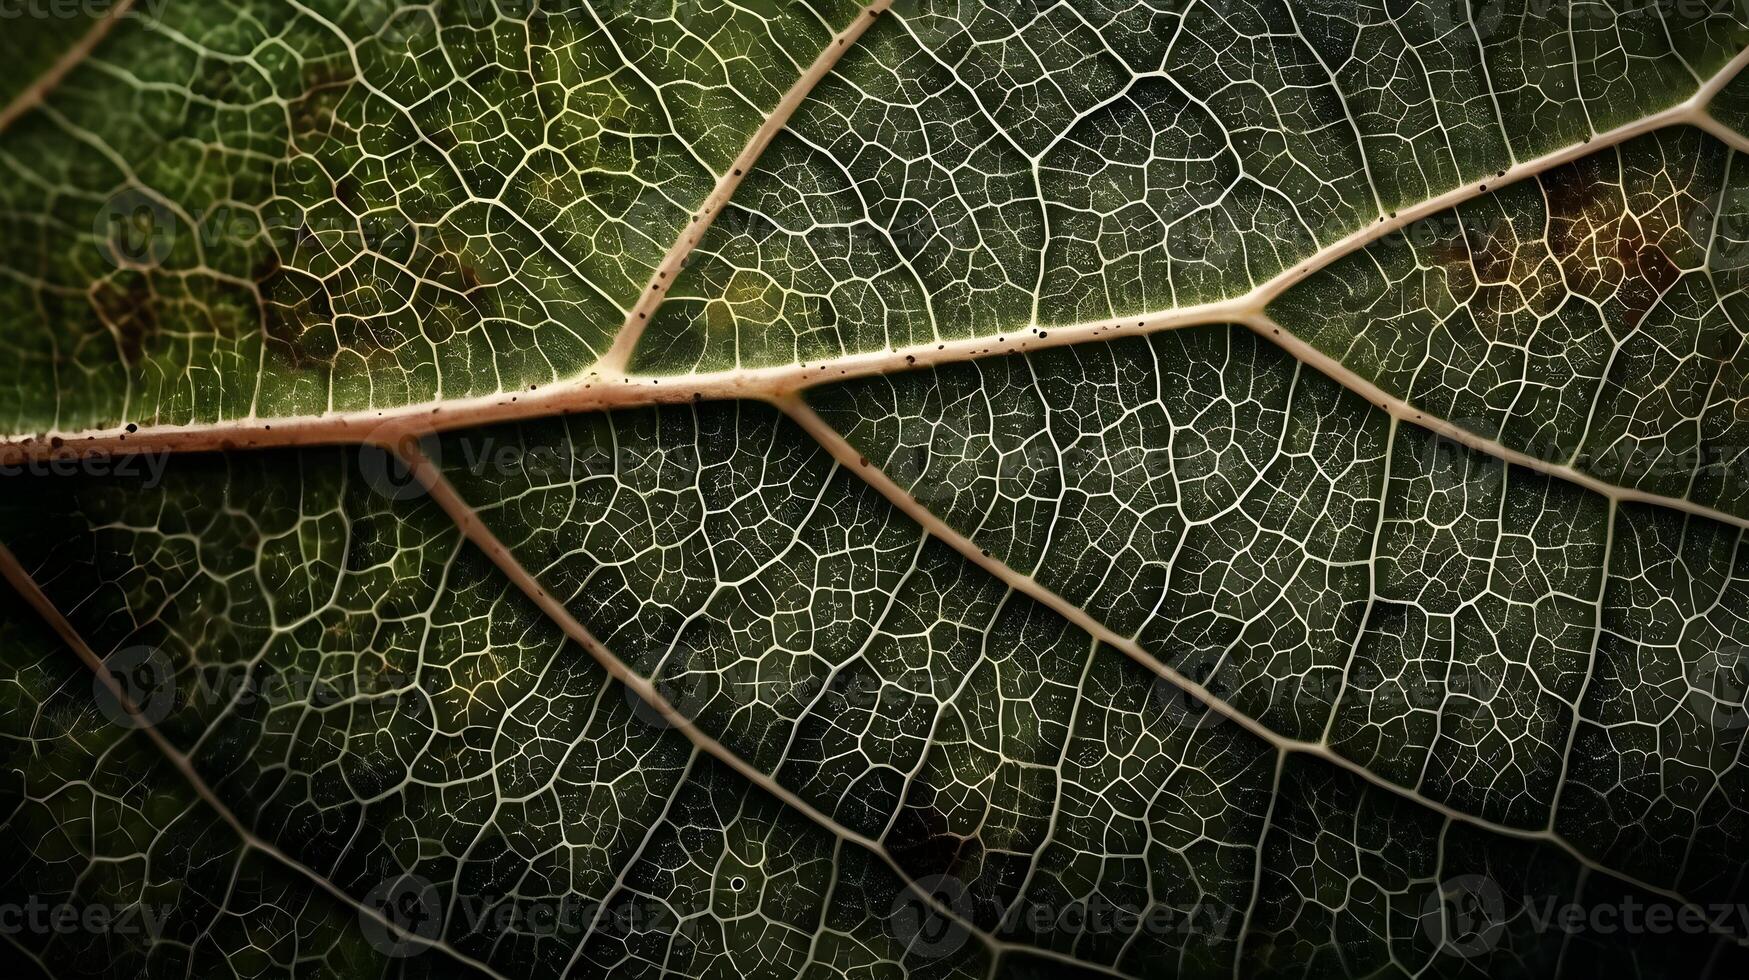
[4,2,1749,978]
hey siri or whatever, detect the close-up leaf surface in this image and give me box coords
[3,1,1749,978]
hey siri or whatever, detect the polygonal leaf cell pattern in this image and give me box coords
[2,1,1749,978]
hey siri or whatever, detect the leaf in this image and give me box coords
[3,2,1749,978]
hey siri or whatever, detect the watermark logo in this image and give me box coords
[0,896,171,939]
[91,657,428,731]
[0,449,171,487]
[0,0,169,22]
[93,644,176,729]
[359,426,439,502]
[1151,660,1231,732]
[1417,878,1749,958]
[626,668,717,731]
[353,883,698,960]
[94,189,175,270]
[1422,874,1507,959]
[1405,416,1511,497]
[358,430,635,503]
[359,874,443,958]
[627,658,766,732]
[890,874,974,961]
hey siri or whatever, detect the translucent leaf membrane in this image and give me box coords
[0,0,863,435]
[5,1,1749,977]
[0,588,439,979]
[630,0,1749,374]
[437,405,1277,974]
[807,328,1749,897]
[1273,127,1749,521]
[1249,759,1749,980]
[3,432,1746,976]
[0,453,992,980]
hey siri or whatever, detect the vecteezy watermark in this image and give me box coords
[0,449,171,487]
[1422,875,1749,959]
[1421,874,1507,958]
[92,646,429,731]
[357,877,708,958]
[890,874,975,961]
[92,188,175,270]
[92,644,177,729]
[1403,416,1512,496]
[1151,660,1233,732]
[358,425,439,502]
[1012,896,1238,943]
[625,665,714,731]
[892,877,1244,963]
[0,0,171,21]
[359,875,443,958]
[0,896,172,938]
[358,429,629,502]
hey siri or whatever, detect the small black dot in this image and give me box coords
[125,423,138,433]
[729,876,747,891]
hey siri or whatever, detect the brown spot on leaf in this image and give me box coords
[259,266,332,369]
[1543,160,1678,330]
[288,59,355,149]
[91,274,159,368]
